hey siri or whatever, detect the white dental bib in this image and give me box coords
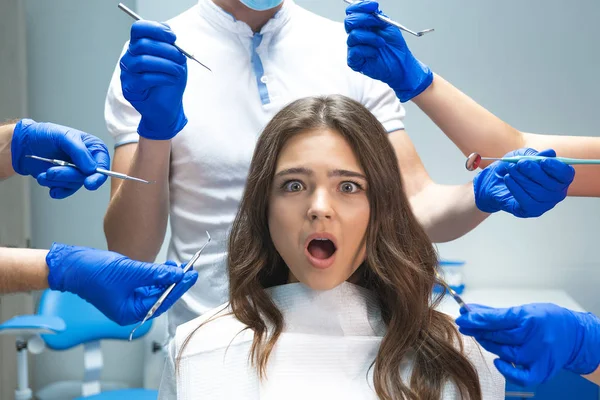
[158,282,504,399]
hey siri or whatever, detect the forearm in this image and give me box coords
[0,247,49,293]
[387,129,489,242]
[410,181,489,243]
[413,74,600,196]
[522,132,600,196]
[104,138,170,262]
[583,366,600,385]
[412,74,524,158]
[0,122,17,180]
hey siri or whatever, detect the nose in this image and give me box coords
[307,188,334,221]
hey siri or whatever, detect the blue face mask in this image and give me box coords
[239,0,284,11]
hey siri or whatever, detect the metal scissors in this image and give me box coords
[25,155,154,184]
[342,0,434,37]
[465,152,600,171]
[128,231,212,341]
[117,3,211,72]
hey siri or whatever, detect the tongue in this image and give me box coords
[308,240,335,260]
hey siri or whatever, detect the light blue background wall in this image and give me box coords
[23,0,147,389]
[12,0,600,390]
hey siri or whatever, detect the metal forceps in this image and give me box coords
[25,155,154,184]
[117,3,211,72]
[342,0,434,37]
[128,231,212,341]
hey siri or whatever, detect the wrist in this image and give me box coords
[10,118,35,176]
[472,173,499,214]
[565,311,600,374]
[1,122,17,179]
[46,242,73,291]
[137,136,172,164]
[392,60,434,103]
[133,137,173,182]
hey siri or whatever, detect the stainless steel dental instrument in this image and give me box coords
[465,152,600,171]
[25,155,155,184]
[128,231,212,341]
[342,0,434,37]
[436,270,520,369]
[435,270,470,312]
[117,3,212,72]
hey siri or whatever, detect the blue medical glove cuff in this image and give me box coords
[392,62,434,103]
[46,242,71,292]
[473,171,499,214]
[10,118,36,176]
[564,311,600,375]
[138,112,188,141]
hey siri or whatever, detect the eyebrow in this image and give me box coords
[274,167,367,180]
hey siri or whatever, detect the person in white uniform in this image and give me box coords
[103,0,573,338]
[157,95,505,400]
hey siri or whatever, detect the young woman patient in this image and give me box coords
[158,95,504,400]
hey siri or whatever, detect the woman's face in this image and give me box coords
[268,128,370,290]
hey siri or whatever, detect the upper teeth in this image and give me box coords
[315,238,328,241]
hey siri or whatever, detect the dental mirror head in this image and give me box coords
[465,152,482,171]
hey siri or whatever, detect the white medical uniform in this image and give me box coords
[157,282,505,399]
[104,0,406,336]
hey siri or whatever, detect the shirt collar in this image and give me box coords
[197,0,294,37]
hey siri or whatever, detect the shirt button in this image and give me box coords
[260,76,269,84]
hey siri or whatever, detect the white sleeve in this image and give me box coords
[351,71,406,134]
[104,42,141,148]
[157,339,178,400]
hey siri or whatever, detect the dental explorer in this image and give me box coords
[25,155,154,185]
[128,231,211,341]
[117,3,212,72]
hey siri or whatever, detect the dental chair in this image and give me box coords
[0,289,158,400]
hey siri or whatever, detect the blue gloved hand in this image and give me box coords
[11,119,110,199]
[344,0,433,102]
[46,243,198,326]
[456,303,600,387]
[474,148,574,218]
[120,20,188,140]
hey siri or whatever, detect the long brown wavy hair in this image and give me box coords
[178,95,481,399]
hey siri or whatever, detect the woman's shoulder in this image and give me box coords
[174,302,254,358]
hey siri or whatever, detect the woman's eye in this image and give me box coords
[340,181,361,193]
[284,181,304,192]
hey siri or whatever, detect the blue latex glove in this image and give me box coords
[120,21,188,140]
[344,0,433,102]
[11,119,110,199]
[456,303,600,387]
[46,243,198,326]
[474,148,574,218]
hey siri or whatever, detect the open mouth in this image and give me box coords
[307,238,337,260]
